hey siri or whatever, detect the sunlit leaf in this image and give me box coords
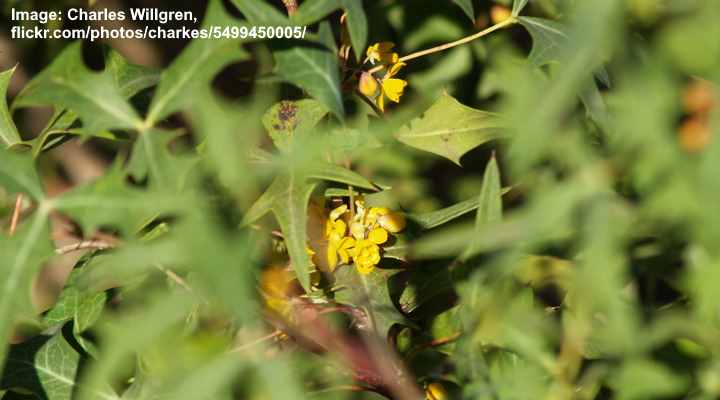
[396,93,504,165]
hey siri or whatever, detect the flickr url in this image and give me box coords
[11,25,308,41]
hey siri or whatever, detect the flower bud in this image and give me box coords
[359,72,379,98]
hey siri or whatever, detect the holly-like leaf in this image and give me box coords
[145,0,250,125]
[273,22,344,119]
[292,0,368,61]
[452,0,475,22]
[262,99,329,152]
[334,266,410,339]
[517,17,568,69]
[0,67,21,149]
[0,332,107,400]
[12,42,142,135]
[396,93,504,165]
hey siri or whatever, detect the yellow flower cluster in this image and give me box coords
[361,42,408,112]
[324,200,406,275]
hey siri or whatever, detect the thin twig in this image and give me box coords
[155,265,194,294]
[55,240,114,255]
[368,18,516,75]
[9,194,22,235]
[231,329,283,353]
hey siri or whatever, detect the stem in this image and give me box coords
[368,18,517,74]
[9,194,22,235]
[55,240,114,255]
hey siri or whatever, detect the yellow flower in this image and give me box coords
[325,218,346,241]
[366,42,399,65]
[377,62,408,112]
[368,227,388,244]
[260,266,293,316]
[353,239,382,275]
[367,207,406,233]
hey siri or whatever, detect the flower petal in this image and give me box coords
[382,78,407,103]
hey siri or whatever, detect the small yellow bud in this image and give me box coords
[425,383,447,400]
[490,5,512,24]
[359,72,379,98]
[377,212,406,233]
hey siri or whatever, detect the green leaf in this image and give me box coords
[306,162,376,190]
[243,174,316,291]
[452,0,475,22]
[262,99,328,152]
[292,0,368,61]
[54,162,186,236]
[12,42,142,134]
[0,332,117,400]
[0,212,54,377]
[334,266,410,338]
[105,49,161,99]
[611,359,689,400]
[272,174,316,292]
[512,0,530,16]
[0,147,44,200]
[0,67,21,149]
[517,17,568,69]
[229,0,288,25]
[145,0,250,125]
[410,186,510,230]
[127,129,200,192]
[395,93,504,165]
[273,22,344,119]
[44,257,107,355]
[464,156,502,258]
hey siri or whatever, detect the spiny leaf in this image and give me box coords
[396,93,504,165]
[452,0,475,22]
[145,0,250,125]
[0,67,21,148]
[273,22,344,119]
[262,99,329,152]
[12,42,142,134]
[292,0,368,61]
[0,331,118,400]
[334,266,410,339]
[517,17,568,69]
